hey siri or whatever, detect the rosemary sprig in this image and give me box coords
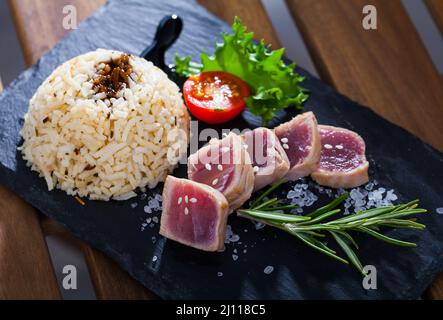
[238,181,428,276]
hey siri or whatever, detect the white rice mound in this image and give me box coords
[20,49,189,201]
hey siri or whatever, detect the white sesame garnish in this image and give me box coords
[253,166,259,173]
[324,144,333,149]
[190,197,197,203]
[243,144,248,150]
[205,163,212,171]
[177,197,182,205]
[336,145,344,149]
[184,207,189,215]
[212,178,219,186]
[281,137,288,143]
[283,144,289,150]
[185,195,189,203]
[152,256,158,262]
[217,164,223,171]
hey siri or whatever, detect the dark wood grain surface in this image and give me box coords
[4,0,443,299]
[287,0,443,152]
[0,186,61,299]
[425,0,443,35]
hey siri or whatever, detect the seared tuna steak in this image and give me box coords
[243,128,290,191]
[159,176,229,252]
[274,112,321,181]
[188,133,254,211]
[311,125,369,188]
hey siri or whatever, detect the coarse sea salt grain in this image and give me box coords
[264,266,274,275]
[152,256,158,262]
[232,254,239,261]
[130,202,138,209]
[254,222,266,230]
[436,208,443,214]
[225,225,241,244]
[217,272,224,277]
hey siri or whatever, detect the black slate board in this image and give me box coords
[1,0,443,300]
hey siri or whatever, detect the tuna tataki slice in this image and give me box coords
[188,133,254,211]
[274,112,321,181]
[311,125,369,188]
[243,127,290,192]
[159,176,229,252]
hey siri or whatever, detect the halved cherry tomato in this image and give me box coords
[183,71,250,124]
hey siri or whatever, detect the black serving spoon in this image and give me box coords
[141,14,183,76]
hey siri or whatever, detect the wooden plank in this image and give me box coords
[426,274,443,300]
[41,217,157,299]
[198,0,281,48]
[286,0,443,152]
[0,186,61,299]
[8,0,154,299]
[8,0,107,66]
[425,0,443,35]
[286,0,443,299]
[1,69,60,299]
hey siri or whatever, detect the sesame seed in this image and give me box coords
[243,144,248,150]
[190,197,197,203]
[184,207,189,215]
[281,137,288,143]
[152,256,158,262]
[205,163,212,171]
[253,166,259,173]
[217,164,223,171]
[177,197,182,205]
[185,195,189,203]
[324,144,333,149]
[212,178,219,186]
[336,145,344,149]
[283,144,289,150]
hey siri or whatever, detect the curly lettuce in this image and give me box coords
[175,17,309,125]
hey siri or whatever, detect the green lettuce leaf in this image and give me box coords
[175,17,309,125]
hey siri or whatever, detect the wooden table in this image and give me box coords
[3,0,442,299]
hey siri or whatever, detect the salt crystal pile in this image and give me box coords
[287,180,319,213]
[342,180,398,215]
